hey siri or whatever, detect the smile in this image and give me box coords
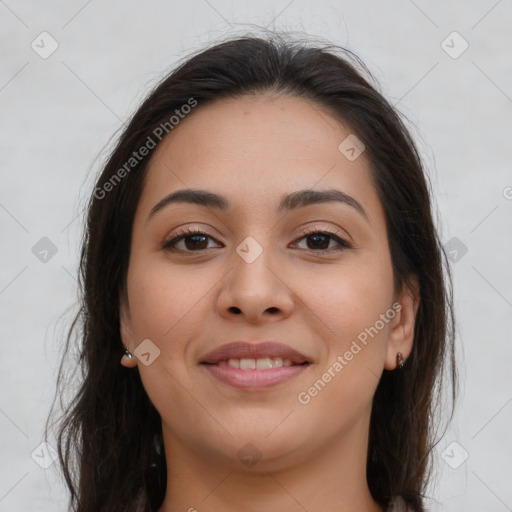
[216,356,296,369]
[201,358,310,389]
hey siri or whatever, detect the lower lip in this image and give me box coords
[201,363,310,389]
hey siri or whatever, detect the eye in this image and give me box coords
[162,226,352,253]
[291,227,352,252]
[162,227,222,252]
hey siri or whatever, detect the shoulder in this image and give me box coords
[386,496,415,512]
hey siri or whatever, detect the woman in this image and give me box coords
[50,31,456,512]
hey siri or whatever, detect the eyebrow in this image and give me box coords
[146,188,369,224]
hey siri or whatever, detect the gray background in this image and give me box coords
[1,0,511,510]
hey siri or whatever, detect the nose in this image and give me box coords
[216,240,295,324]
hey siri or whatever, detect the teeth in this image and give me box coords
[240,358,256,369]
[217,357,296,369]
[256,357,278,369]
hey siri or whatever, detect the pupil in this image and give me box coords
[309,234,329,250]
[186,235,207,250]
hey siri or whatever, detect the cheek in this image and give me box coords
[125,260,212,421]
[126,257,216,341]
[297,255,395,343]
[296,271,393,419]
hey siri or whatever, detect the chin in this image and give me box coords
[200,423,317,472]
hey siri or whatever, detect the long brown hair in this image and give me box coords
[47,30,457,512]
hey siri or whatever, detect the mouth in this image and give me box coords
[199,341,312,390]
[203,356,309,369]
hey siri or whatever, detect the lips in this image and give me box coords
[199,341,312,390]
[199,341,311,366]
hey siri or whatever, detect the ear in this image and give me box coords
[384,276,420,370]
[119,291,137,368]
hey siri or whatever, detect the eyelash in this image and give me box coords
[162,226,352,254]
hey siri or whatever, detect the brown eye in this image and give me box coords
[162,229,222,252]
[162,227,351,254]
[292,229,351,252]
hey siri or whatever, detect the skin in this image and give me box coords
[119,93,419,512]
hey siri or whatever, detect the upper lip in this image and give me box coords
[199,341,311,365]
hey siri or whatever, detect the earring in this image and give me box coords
[123,349,133,360]
[396,352,405,369]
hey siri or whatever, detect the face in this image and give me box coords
[120,93,418,471]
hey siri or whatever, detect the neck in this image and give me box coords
[157,412,385,512]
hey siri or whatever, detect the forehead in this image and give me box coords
[137,93,381,221]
